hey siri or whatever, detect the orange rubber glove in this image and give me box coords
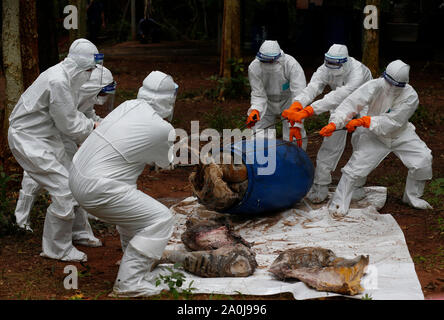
[289,126,303,147]
[320,122,336,137]
[288,101,304,112]
[345,116,371,133]
[282,106,314,124]
[246,109,260,128]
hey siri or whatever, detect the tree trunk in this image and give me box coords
[131,0,136,40]
[2,0,24,134]
[36,0,59,72]
[69,0,87,43]
[219,0,241,79]
[1,0,23,163]
[144,0,152,19]
[19,0,39,89]
[231,1,241,59]
[362,0,380,77]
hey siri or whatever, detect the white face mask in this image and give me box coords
[261,61,281,73]
[382,80,404,96]
[95,95,109,105]
[74,70,93,90]
[329,67,345,77]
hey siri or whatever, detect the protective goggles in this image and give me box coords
[324,54,348,69]
[101,81,117,94]
[382,71,406,88]
[174,84,179,97]
[94,53,107,88]
[94,53,105,65]
[256,52,281,63]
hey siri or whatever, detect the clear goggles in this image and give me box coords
[94,53,105,65]
[94,53,106,86]
[256,52,281,63]
[174,84,179,97]
[101,81,117,94]
[324,54,347,69]
[382,71,406,88]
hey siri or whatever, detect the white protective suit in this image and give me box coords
[14,66,114,246]
[327,60,433,216]
[248,41,307,148]
[69,71,177,297]
[295,44,373,203]
[8,39,99,262]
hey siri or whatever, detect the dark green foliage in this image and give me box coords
[0,167,20,236]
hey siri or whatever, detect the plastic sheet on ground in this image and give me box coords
[154,186,424,300]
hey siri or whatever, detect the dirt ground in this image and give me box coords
[0,40,443,300]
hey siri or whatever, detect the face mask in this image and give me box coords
[261,61,281,73]
[95,95,109,105]
[329,67,345,77]
[74,70,93,90]
[382,79,404,96]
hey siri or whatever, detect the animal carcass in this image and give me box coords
[160,244,258,278]
[189,161,248,212]
[269,247,369,296]
[181,217,253,251]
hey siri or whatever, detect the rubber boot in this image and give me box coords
[351,177,367,201]
[14,191,35,232]
[41,212,87,262]
[307,184,329,203]
[112,244,165,297]
[328,173,356,217]
[72,206,102,247]
[402,177,433,210]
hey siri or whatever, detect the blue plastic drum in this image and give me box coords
[223,138,314,215]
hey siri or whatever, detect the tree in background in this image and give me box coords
[219,0,241,79]
[1,0,40,166]
[36,0,59,72]
[362,0,380,77]
[20,0,39,89]
[69,0,87,42]
[2,0,23,144]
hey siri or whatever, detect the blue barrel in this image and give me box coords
[223,138,314,215]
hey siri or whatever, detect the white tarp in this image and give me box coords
[154,187,424,300]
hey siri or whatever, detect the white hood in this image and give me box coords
[78,65,114,111]
[137,71,178,121]
[63,39,99,92]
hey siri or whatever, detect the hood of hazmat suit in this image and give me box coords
[256,40,282,63]
[67,38,100,92]
[137,71,178,122]
[78,65,114,121]
[324,44,350,77]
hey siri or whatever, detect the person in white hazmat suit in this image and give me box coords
[319,60,433,216]
[69,71,177,297]
[8,39,102,262]
[245,40,307,148]
[281,44,373,203]
[14,65,115,245]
